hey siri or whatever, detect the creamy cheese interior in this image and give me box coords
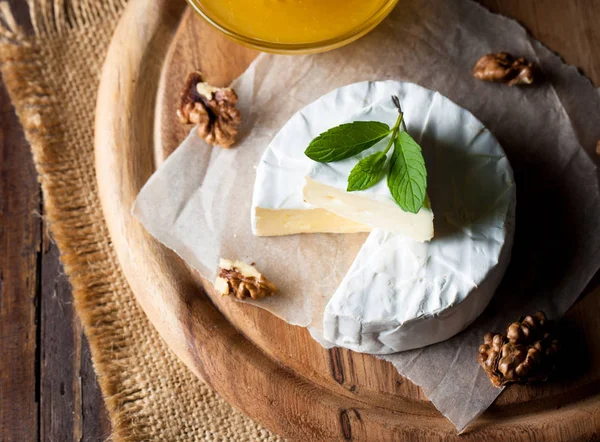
[303,177,433,242]
[254,207,370,236]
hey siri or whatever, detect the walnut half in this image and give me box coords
[473,52,534,86]
[177,72,241,148]
[478,312,560,387]
[214,259,276,300]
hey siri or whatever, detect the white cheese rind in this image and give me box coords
[251,89,348,235]
[323,219,515,353]
[320,83,516,354]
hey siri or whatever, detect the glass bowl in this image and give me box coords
[185,0,400,55]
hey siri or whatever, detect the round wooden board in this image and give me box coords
[95,0,600,440]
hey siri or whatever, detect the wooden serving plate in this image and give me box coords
[95,0,600,439]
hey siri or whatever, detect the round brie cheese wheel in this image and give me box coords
[253,81,516,354]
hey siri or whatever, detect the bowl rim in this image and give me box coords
[185,0,400,54]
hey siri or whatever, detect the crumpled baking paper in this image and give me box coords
[132,0,600,432]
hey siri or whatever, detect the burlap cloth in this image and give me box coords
[0,1,280,440]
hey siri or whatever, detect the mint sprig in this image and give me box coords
[347,152,387,191]
[388,131,427,213]
[304,96,428,214]
[304,121,391,163]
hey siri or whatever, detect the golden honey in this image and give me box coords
[194,0,391,45]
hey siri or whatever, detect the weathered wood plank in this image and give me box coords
[0,73,41,441]
[39,239,111,442]
[0,78,111,442]
[80,336,111,442]
[39,240,79,442]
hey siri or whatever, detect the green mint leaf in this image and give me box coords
[305,121,391,163]
[347,152,387,191]
[387,131,427,214]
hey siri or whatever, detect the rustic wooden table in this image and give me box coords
[0,0,111,439]
[0,1,598,441]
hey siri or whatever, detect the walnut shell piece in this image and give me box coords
[473,52,534,86]
[177,71,241,148]
[478,312,560,387]
[215,259,276,300]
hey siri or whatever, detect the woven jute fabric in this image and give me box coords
[0,2,280,440]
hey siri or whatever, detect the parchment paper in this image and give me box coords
[133,0,600,432]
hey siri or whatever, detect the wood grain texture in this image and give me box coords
[96,0,600,440]
[39,239,110,442]
[0,66,40,442]
[0,0,111,437]
[40,240,81,441]
[0,73,111,442]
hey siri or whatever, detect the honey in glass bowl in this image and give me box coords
[186,0,399,54]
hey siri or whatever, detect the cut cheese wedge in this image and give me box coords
[250,82,383,236]
[253,86,435,240]
[302,98,434,242]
